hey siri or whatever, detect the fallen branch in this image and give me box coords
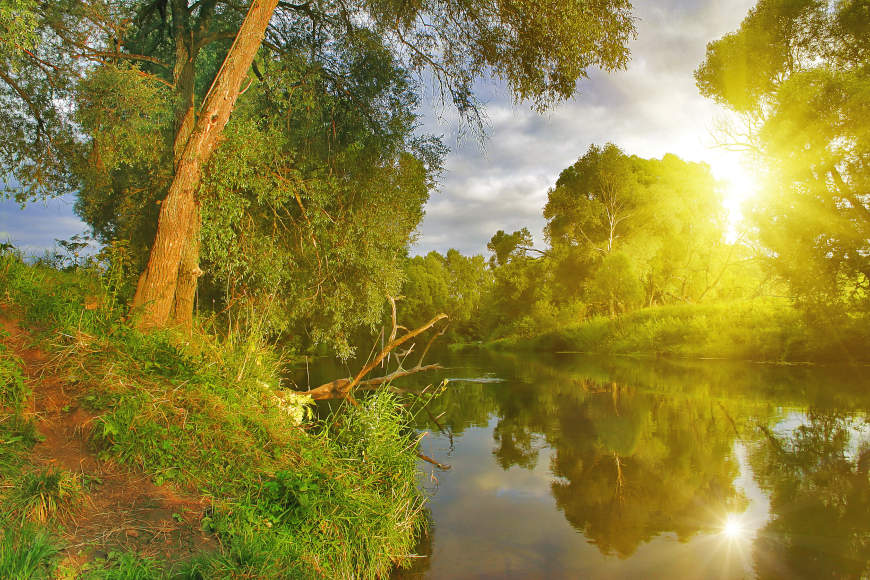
[417,451,451,470]
[305,311,447,400]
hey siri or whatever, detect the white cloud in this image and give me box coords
[412,0,757,257]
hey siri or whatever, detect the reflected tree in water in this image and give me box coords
[750,411,870,578]
[548,386,746,557]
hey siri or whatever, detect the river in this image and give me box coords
[293,350,870,578]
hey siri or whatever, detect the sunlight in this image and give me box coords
[721,513,745,539]
[709,152,761,242]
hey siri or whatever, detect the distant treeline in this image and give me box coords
[396,143,869,362]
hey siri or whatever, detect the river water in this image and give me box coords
[295,351,870,579]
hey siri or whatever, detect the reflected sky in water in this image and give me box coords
[295,352,870,578]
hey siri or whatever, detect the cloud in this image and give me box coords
[411,0,756,257]
[1,1,757,259]
[0,195,89,255]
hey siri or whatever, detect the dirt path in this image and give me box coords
[0,312,218,567]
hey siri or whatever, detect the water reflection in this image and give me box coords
[295,352,870,578]
[750,411,870,578]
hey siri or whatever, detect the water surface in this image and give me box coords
[294,352,870,578]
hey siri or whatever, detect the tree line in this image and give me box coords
[399,0,870,350]
[0,0,634,357]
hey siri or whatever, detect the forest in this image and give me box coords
[0,0,868,577]
[400,2,870,362]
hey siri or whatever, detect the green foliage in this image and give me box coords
[696,0,870,314]
[487,228,534,267]
[197,40,436,355]
[400,250,492,340]
[0,521,58,579]
[472,146,748,344]
[3,0,638,351]
[0,0,38,62]
[0,340,27,410]
[0,259,427,578]
[488,298,870,362]
[543,144,730,311]
[586,252,642,316]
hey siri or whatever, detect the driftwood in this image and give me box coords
[306,297,448,400]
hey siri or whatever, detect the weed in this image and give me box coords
[10,467,85,523]
[0,522,58,579]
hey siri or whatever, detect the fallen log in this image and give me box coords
[305,301,447,400]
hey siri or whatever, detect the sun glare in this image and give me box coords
[722,514,744,539]
[711,153,761,242]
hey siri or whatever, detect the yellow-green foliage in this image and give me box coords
[490,299,870,363]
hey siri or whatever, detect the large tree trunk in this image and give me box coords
[168,13,201,331]
[132,0,278,330]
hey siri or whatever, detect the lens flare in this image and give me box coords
[722,514,744,539]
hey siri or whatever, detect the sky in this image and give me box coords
[410,0,757,255]
[0,0,756,257]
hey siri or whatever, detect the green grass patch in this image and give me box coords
[0,521,59,579]
[0,251,428,578]
[486,299,870,363]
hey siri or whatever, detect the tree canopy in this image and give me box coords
[0,0,638,341]
[696,0,870,314]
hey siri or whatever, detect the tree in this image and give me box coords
[695,0,870,314]
[131,0,278,329]
[2,0,638,333]
[545,143,640,257]
[401,250,492,341]
[71,3,442,353]
[544,145,729,311]
[486,227,534,267]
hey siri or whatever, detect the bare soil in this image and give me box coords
[0,311,218,568]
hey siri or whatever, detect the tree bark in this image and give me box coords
[168,17,202,331]
[132,0,279,330]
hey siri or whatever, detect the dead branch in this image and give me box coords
[417,451,451,470]
[305,312,447,400]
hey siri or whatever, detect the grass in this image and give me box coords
[0,337,29,410]
[80,551,161,580]
[0,523,59,579]
[483,299,870,363]
[0,250,428,578]
[9,467,85,524]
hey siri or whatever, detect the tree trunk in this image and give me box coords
[132,0,278,330]
[171,205,201,328]
[168,20,201,331]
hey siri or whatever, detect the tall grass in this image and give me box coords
[0,250,427,578]
[9,467,85,524]
[0,522,58,579]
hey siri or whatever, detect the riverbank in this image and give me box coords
[455,299,870,363]
[0,254,425,578]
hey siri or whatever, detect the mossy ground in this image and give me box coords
[0,251,426,578]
